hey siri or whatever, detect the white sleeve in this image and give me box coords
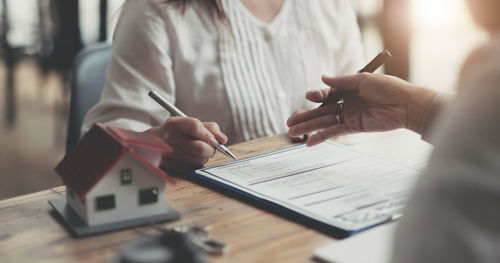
[81,0,176,135]
[392,45,500,262]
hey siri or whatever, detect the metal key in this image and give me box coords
[173,225,228,255]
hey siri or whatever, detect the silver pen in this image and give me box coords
[148,89,237,160]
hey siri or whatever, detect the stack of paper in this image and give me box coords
[314,222,397,263]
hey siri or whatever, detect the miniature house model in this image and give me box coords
[54,123,178,232]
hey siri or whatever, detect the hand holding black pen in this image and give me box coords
[287,50,437,147]
[320,50,392,106]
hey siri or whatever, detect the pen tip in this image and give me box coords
[216,144,238,160]
[224,149,238,160]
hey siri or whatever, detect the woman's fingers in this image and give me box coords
[166,117,219,147]
[146,118,230,171]
[165,132,214,157]
[177,137,216,158]
[157,117,230,169]
[203,122,228,145]
[159,140,211,172]
[163,135,213,164]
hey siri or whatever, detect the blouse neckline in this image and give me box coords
[233,0,291,29]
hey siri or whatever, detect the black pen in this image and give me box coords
[148,89,238,160]
[357,50,392,74]
[320,50,392,106]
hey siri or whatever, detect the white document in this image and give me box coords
[195,140,429,232]
[335,129,432,170]
[314,222,398,263]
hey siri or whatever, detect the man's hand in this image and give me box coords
[288,109,315,142]
[287,74,437,146]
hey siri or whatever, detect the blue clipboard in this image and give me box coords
[189,143,400,238]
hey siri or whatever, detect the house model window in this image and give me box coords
[120,168,133,185]
[139,187,158,205]
[96,194,116,211]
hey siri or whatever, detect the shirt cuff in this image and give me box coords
[420,93,453,143]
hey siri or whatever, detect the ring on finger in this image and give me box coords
[334,112,345,125]
[335,114,341,124]
[337,99,345,113]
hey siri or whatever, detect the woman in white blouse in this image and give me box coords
[82,0,364,170]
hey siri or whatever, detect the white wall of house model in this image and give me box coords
[67,148,167,226]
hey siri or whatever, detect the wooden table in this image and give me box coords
[0,135,335,263]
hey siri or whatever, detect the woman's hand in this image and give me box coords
[287,73,437,146]
[146,117,228,171]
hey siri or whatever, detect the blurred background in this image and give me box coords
[0,0,487,200]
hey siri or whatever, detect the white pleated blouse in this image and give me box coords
[82,0,364,144]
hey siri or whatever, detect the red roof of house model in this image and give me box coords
[55,123,174,198]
